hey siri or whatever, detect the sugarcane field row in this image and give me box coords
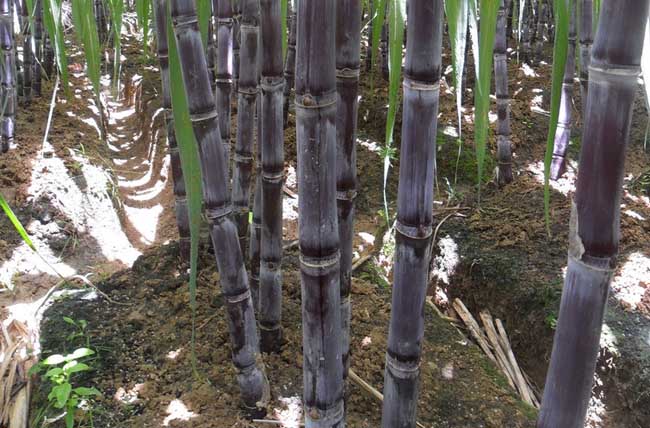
[0,0,649,427]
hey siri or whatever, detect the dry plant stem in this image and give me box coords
[538,1,649,425]
[259,0,285,353]
[170,0,269,410]
[381,2,443,426]
[295,0,345,425]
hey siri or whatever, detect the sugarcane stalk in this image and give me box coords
[365,0,373,72]
[43,32,53,78]
[550,0,576,180]
[207,17,218,95]
[282,0,296,128]
[169,0,269,410]
[33,0,42,96]
[296,0,345,426]
[379,5,388,80]
[20,0,31,105]
[336,0,360,383]
[232,0,241,93]
[534,0,547,63]
[214,0,234,174]
[95,0,107,44]
[152,0,191,261]
[494,0,512,186]
[521,0,533,61]
[578,0,592,107]
[0,0,15,154]
[249,92,262,311]
[538,1,649,426]
[232,0,260,257]
[381,1,443,427]
[258,0,285,353]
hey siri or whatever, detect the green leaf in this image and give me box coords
[42,0,69,89]
[444,0,469,138]
[51,383,72,408]
[382,0,406,222]
[473,0,499,200]
[0,192,36,251]
[65,408,74,428]
[73,386,102,397]
[281,0,288,59]
[71,0,102,98]
[543,0,570,233]
[63,316,76,325]
[167,6,203,374]
[370,0,387,74]
[196,0,211,48]
[136,0,152,57]
[45,367,64,378]
[29,364,43,376]
[106,0,124,84]
[63,361,90,374]
[64,347,95,361]
[43,354,66,366]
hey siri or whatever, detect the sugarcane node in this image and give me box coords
[336,189,358,201]
[385,353,420,379]
[299,252,340,276]
[189,108,218,123]
[205,204,233,222]
[335,67,361,79]
[395,219,433,240]
[403,77,440,92]
[295,91,337,109]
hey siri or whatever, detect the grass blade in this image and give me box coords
[136,0,151,57]
[167,6,204,373]
[106,0,124,85]
[370,0,387,74]
[473,0,498,200]
[196,0,211,47]
[42,0,69,89]
[543,0,569,233]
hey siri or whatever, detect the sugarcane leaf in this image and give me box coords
[0,192,36,251]
[281,0,288,59]
[71,0,102,98]
[382,0,405,222]
[197,0,211,48]
[444,0,469,138]
[468,0,480,81]
[543,0,569,233]
[135,0,152,57]
[518,0,526,48]
[167,8,203,374]
[106,0,124,84]
[42,0,69,90]
[370,0,386,73]
[473,0,498,200]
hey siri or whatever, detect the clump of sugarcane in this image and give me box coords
[213,0,233,172]
[0,0,15,154]
[258,0,285,353]
[232,0,259,258]
[336,0,360,383]
[282,0,296,128]
[33,0,43,97]
[169,0,269,410]
[494,0,513,185]
[578,0,592,107]
[538,0,649,426]
[19,0,32,105]
[550,0,576,180]
[381,1,443,427]
[152,0,190,261]
[296,0,345,425]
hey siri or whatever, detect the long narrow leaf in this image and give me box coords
[135,0,151,57]
[167,6,203,372]
[0,193,35,251]
[42,0,69,89]
[106,0,124,84]
[382,0,405,221]
[543,0,569,233]
[370,0,387,73]
[71,0,101,98]
[281,0,288,59]
[473,0,499,199]
[444,0,469,138]
[196,0,211,47]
